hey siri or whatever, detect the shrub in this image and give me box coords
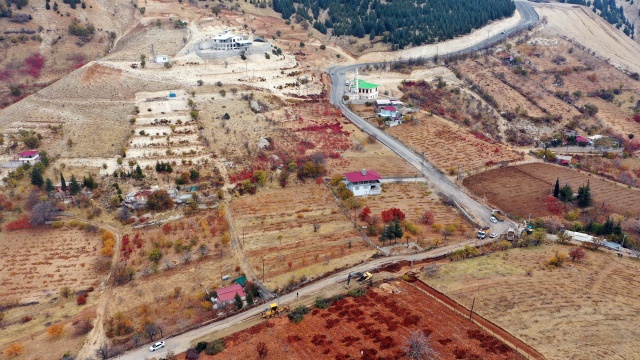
[60,286,73,298]
[381,208,405,223]
[205,339,225,355]
[3,343,24,357]
[48,323,65,337]
[288,306,310,323]
[185,348,199,360]
[5,215,30,231]
[77,294,87,305]
[347,288,367,297]
[548,251,567,268]
[569,247,586,261]
[315,297,330,309]
[73,319,93,336]
[68,20,95,36]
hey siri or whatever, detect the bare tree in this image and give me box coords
[95,343,109,360]
[313,223,320,232]
[402,331,437,359]
[557,231,572,244]
[197,244,210,258]
[182,249,192,263]
[256,341,269,359]
[30,201,58,225]
[132,332,141,347]
[144,322,159,342]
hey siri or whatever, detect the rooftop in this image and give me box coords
[344,169,382,183]
[381,106,397,111]
[357,79,380,89]
[216,284,246,302]
[19,150,39,157]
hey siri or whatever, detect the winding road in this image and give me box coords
[329,1,539,235]
[115,3,540,359]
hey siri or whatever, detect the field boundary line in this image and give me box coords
[409,279,546,360]
[322,179,386,255]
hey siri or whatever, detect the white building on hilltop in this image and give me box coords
[201,30,252,51]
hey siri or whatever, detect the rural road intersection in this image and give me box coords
[115,3,540,359]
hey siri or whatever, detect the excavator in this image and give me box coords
[261,303,291,319]
[349,272,373,284]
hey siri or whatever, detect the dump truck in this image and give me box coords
[261,303,291,318]
[492,210,506,221]
[477,226,491,239]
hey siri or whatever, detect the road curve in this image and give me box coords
[115,4,540,358]
[329,1,539,235]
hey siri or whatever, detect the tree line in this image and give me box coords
[273,0,515,49]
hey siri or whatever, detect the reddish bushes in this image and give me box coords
[5,215,30,231]
[23,53,45,78]
[77,294,87,305]
[381,208,405,223]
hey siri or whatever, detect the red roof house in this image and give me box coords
[18,150,40,164]
[214,284,246,306]
[576,136,591,144]
[343,169,382,196]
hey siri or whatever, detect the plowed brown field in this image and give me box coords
[204,281,526,360]
[463,163,640,218]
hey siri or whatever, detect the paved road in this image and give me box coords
[329,1,539,235]
[117,237,497,360]
[115,4,540,359]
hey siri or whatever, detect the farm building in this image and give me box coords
[375,99,391,109]
[154,55,169,63]
[564,230,622,251]
[575,136,593,146]
[212,284,246,309]
[378,106,398,119]
[18,150,40,164]
[344,169,382,196]
[556,155,572,166]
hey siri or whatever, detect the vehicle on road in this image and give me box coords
[149,341,165,352]
[489,233,498,239]
[477,227,491,239]
[345,80,350,86]
[262,303,291,318]
[490,216,498,224]
[492,210,506,221]
[340,72,344,75]
[501,30,506,34]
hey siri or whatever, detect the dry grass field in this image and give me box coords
[0,228,102,303]
[230,182,376,291]
[384,112,524,173]
[361,183,474,244]
[423,244,640,360]
[463,163,640,218]
[0,228,103,358]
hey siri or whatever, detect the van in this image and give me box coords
[345,80,350,86]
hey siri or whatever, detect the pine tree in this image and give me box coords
[60,173,67,192]
[45,178,54,193]
[69,174,81,195]
[31,167,44,187]
[134,165,144,179]
[553,178,560,198]
[391,219,403,242]
[577,181,592,208]
[246,291,254,306]
[234,293,244,310]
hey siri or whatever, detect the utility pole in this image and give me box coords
[242,229,245,245]
[262,256,265,283]
[469,297,476,320]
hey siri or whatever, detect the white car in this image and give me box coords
[490,217,498,224]
[501,30,506,34]
[149,341,165,352]
[489,233,498,239]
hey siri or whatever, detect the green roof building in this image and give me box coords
[356,79,379,100]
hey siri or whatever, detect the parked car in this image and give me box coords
[489,233,498,239]
[150,341,165,352]
[501,30,506,34]
[490,217,498,224]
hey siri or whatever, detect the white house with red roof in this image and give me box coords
[378,105,398,119]
[18,150,40,164]
[344,169,382,196]
[212,283,246,309]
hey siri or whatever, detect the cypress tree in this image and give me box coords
[31,167,44,187]
[553,178,560,198]
[577,181,592,208]
[69,174,81,195]
[60,173,67,192]
[45,178,54,193]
